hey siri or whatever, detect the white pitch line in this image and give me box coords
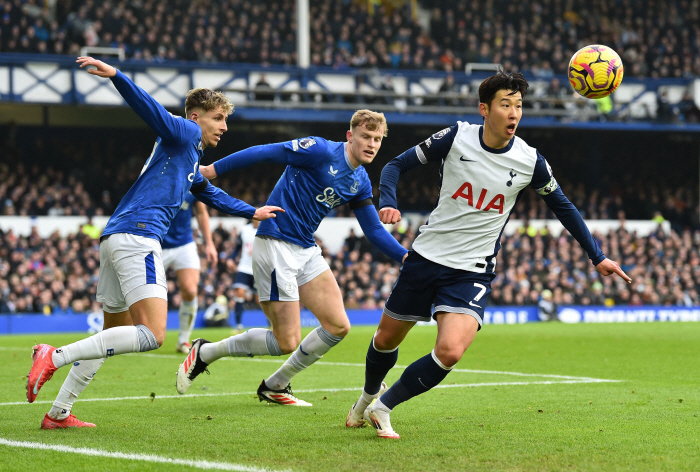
[0,438,288,472]
[0,378,620,407]
[129,353,605,381]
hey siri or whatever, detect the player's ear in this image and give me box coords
[479,102,488,118]
[346,129,353,142]
[189,110,199,122]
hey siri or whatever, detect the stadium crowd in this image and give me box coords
[1,215,699,315]
[1,0,699,78]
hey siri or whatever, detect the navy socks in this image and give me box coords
[380,351,452,410]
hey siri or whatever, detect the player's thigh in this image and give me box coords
[374,312,416,351]
[433,312,479,367]
[97,239,129,314]
[253,236,304,302]
[103,310,133,329]
[175,268,200,300]
[259,300,301,353]
[299,268,349,337]
[383,251,438,323]
[434,271,495,330]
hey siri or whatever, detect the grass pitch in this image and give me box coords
[1,322,698,471]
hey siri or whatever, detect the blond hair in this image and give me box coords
[350,109,388,137]
[185,88,234,117]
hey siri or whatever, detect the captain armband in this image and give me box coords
[349,198,373,210]
[190,177,209,194]
[536,177,559,196]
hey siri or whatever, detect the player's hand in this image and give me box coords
[595,258,632,283]
[402,252,408,264]
[379,207,402,225]
[253,206,285,221]
[76,56,117,77]
[204,242,218,267]
[200,165,217,180]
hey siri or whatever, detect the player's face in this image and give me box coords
[480,89,522,148]
[347,124,385,167]
[192,106,228,149]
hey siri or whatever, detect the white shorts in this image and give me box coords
[162,241,200,271]
[97,233,168,313]
[253,236,329,302]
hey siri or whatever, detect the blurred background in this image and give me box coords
[1,0,700,324]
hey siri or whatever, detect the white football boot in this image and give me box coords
[364,399,400,439]
[345,381,388,427]
[176,338,210,394]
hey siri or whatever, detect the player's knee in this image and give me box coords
[373,331,400,351]
[433,346,463,368]
[276,335,300,354]
[180,286,197,301]
[325,321,350,338]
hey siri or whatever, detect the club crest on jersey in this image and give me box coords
[506,170,516,187]
[299,138,316,149]
[432,128,450,140]
[452,182,505,214]
[316,187,343,209]
[350,180,359,193]
[328,165,338,177]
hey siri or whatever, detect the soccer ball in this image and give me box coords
[568,45,624,99]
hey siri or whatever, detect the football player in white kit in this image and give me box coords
[347,70,632,438]
[161,192,218,353]
[232,219,260,331]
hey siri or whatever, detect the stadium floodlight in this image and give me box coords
[79,47,125,62]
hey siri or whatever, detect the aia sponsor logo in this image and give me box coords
[451,182,505,214]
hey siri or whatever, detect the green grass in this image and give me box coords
[1,322,699,471]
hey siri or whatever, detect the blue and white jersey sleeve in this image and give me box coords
[379,125,457,210]
[284,136,331,167]
[110,70,198,145]
[530,153,605,265]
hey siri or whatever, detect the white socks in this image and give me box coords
[48,358,105,420]
[52,325,144,368]
[178,298,197,345]
[199,328,283,364]
[265,327,343,390]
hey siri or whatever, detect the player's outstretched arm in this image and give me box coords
[206,143,290,179]
[353,203,408,263]
[77,56,188,144]
[595,258,632,283]
[190,172,283,219]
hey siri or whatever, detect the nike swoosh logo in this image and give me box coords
[459,156,476,162]
[299,344,309,356]
[469,301,482,308]
[33,368,45,394]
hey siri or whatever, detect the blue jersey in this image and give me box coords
[103,70,256,243]
[215,137,373,248]
[162,192,196,249]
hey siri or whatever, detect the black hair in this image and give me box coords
[478,69,529,106]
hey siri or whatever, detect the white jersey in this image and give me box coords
[237,224,257,275]
[377,121,607,274]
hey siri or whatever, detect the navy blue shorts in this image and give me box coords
[384,251,496,330]
[233,272,257,292]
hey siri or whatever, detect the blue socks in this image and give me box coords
[380,350,453,410]
[364,337,398,395]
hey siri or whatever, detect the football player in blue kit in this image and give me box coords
[28,56,283,429]
[176,110,408,406]
[161,192,218,354]
[348,70,632,438]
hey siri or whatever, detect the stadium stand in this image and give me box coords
[2,0,699,78]
[2,218,700,314]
